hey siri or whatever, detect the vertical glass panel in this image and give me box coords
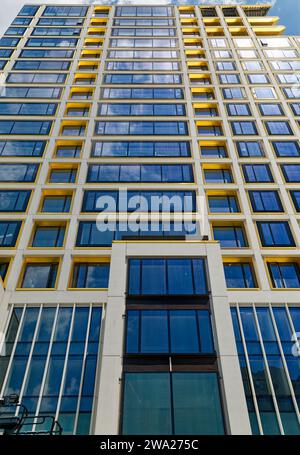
[170,310,199,353]
[141,310,168,353]
[172,373,224,435]
[122,372,172,435]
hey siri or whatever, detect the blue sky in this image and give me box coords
[0,1,299,37]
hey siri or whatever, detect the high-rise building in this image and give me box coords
[0,2,299,436]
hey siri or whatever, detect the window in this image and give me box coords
[257,222,295,247]
[81,190,196,213]
[281,164,300,183]
[5,27,26,36]
[104,74,181,85]
[212,50,232,58]
[234,38,253,48]
[200,145,227,158]
[0,103,57,116]
[108,50,178,59]
[43,6,88,17]
[260,38,291,48]
[265,122,293,135]
[20,49,74,59]
[0,261,9,282]
[215,61,236,70]
[18,5,39,16]
[242,61,264,71]
[271,61,300,70]
[95,121,187,136]
[71,263,109,288]
[126,309,214,354]
[26,38,78,48]
[0,61,7,70]
[41,195,71,213]
[0,121,51,135]
[242,164,273,183]
[0,221,21,247]
[0,49,13,58]
[210,38,226,48]
[0,141,45,157]
[62,124,85,136]
[204,168,233,183]
[122,372,224,435]
[219,74,240,84]
[55,144,82,158]
[106,61,180,71]
[0,164,38,182]
[87,164,193,183]
[224,262,257,288]
[91,141,191,158]
[6,73,67,84]
[259,104,283,116]
[223,88,245,99]
[13,60,71,71]
[31,225,66,248]
[213,225,247,248]
[277,74,300,84]
[283,88,300,99]
[208,195,239,213]
[248,74,269,84]
[272,142,300,157]
[76,221,198,247]
[226,104,251,116]
[231,122,258,135]
[268,262,300,289]
[236,142,264,157]
[0,37,20,47]
[12,17,32,25]
[0,190,31,212]
[249,191,283,213]
[0,305,102,434]
[38,18,84,26]
[21,262,58,288]
[0,87,62,99]
[290,104,300,116]
[290,191,300,212]
[98,103,185,117]
[115,6,173,17]
[252,88,276,99]
[238,50,257,58]
[31,27,81,37]
[102,88,184,100]
[110,38,177,48]
[49,168,77,184]
[128,258,207,295]
[112,28,176,37]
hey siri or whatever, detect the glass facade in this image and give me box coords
[0,1,299,437]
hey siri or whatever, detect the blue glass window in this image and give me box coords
[43,6,88,17]
[290,191,300,212]
[108,50,178,59]
[26,38,78,48]
[122,372,224,435]
[22,263,58,288]
[231,121,258,135]
[0,38,20,47]
[12,18,32,25]
[213,225,247,248]
[0,49,13,58]
[0,61,7,70]
[106,61,179,71]
[49,169,77,184]
[95,121,187,136]
[0,221,21,247]
[110,38,177,48]
[281,164,300,183]
[208,195,239,213]
[243,164,273,183]
[265,121,293,135]
[31,27,81,37]
[200,145,227,157]
[38,18,84,26]
[0,163,38,182]
[290,104,300,116]
[249,190,283,212]
[98,103,185,117]
[41,195,71,213]
[1,305,101,434]
[0,87,61,99]
[20,49,74,59]
[32,226,65,248]
[101,88,184,99]
[0,121,51,135]
[219,74,240,84]
[126,310,214,354]
[128,258,207,295]
[272,142,300,157]
[5,27,26,36]
[222,88,245,99]
[0,103,57,116]
[259,104,283,116]
[71,263,109,288]
[227,104,251,116]
[103,74,181,84]
[257,221,295,247]
[6,73,66,84]
[76,221,198,247]
[0,190,31,212]
[236,141,264,157]
[224,263,257,288]
[91,141,190,157]
[204,169,233,183]
[87,164,193,183]
[18,5,39,16]
[268,263,300,289]
[111,28,176,37]
[81,190,196,213]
